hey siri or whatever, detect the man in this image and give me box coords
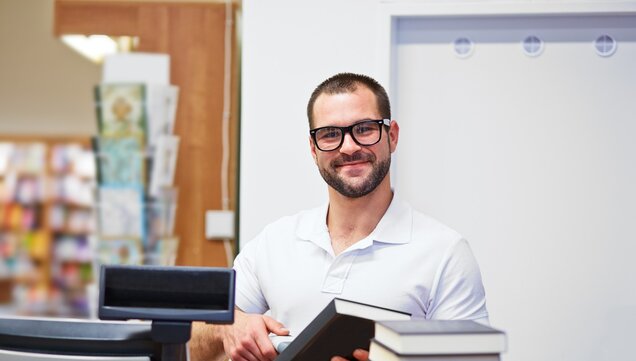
[190,73,488,361]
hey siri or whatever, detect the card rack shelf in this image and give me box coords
[92,82,180,273]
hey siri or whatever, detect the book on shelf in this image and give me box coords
[373,319,506,356]
[369,339,500,361]
[275,298,410,361]
[0,142,13,175]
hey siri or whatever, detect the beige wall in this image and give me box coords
[0,0,100,136]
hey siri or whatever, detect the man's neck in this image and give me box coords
[326,180,393,255]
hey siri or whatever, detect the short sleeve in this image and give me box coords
[427,239,489,321]
[233,232,269,314]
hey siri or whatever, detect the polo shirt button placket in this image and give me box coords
[321,250,357,294]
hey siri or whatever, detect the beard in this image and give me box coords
[318,151,391,198]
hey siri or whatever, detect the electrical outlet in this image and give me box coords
[205,210,235,239]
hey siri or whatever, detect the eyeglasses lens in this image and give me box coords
[315,121,382,151]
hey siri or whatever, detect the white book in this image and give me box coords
[0,142,14,174]
[369,339,500,361]
[374,320,506,355]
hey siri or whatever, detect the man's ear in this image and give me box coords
[388,120,399,153]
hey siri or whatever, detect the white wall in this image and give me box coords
[0,0,100,136]
[240,0,382,242]
[391,9,636,361]
[240,1,636,361]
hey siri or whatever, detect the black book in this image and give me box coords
[275,298,410,361]
[369,339,500,361]
[374,320,506,356]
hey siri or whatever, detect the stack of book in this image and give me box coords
[369,319,507,361]
[275,298,410,361]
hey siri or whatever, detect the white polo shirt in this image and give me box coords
[233,198,489,335]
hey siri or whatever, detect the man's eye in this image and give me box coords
[320,130,340,139]
[355,125,374,134]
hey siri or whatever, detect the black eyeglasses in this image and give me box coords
[310,119,391,152]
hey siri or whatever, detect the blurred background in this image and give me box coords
[0,0,240,317]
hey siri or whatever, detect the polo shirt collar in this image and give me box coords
[295,196,413,249]
[369,197,412,245]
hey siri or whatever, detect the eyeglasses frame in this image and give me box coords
[310,119,392,152]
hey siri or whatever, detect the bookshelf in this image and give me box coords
[0,135,95,317]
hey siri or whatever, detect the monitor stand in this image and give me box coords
[151,321,191,361]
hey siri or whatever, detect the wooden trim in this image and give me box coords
[54,1,139,36]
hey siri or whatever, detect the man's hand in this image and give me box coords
[221,310,290,361]
[330,348,369,361]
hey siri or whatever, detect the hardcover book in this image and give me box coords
[374,320,506,356]
[369,339,500,361]
[275,298,410,361]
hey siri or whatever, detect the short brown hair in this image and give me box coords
[307,73,391,128]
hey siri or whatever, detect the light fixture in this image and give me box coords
[60,35,139,63]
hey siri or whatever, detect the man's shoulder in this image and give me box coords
[262,203,324,231]
[400,202,464,245]
[246,203,325,248]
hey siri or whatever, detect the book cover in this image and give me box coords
[275,298,410,361]
[95,83,148,143]
[146,85,179,149]
[369,339,500,361]
[374,320,506,355]
[97,238,143,266]
[96,137,145,186]
[97,186,145,239]
[149,135,179,197]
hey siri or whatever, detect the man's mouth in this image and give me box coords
[337,160,368,168]
[333,153,374,168]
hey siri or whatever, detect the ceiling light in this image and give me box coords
[61,35,138,63]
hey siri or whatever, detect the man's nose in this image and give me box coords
[339,132,361,155]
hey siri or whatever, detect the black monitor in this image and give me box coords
[0,316,159,359]
[98,265,235,324]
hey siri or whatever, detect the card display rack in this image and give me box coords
[92,82,180,271]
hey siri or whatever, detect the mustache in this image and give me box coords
[332,152,376,167]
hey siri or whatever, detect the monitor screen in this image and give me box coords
[99,265,235,323]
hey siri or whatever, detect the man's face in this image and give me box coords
[310,86,398,198]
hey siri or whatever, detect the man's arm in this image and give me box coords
[189,309,290,361]
[190,321,226,361]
